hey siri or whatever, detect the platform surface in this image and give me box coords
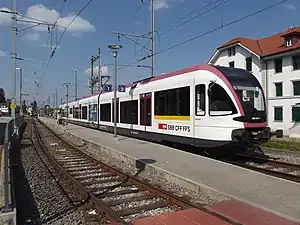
[132,208,231,225]
[40,117,300,222]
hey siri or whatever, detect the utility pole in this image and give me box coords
[55,88,58,109]
[52,93,56,108]
[150,0,155,77]
[90,56,94,94]
[97,48,101,92]
[18,68,22,109]
[11,0,17,131]
[63,82,70,124]
[108,44,122,138]
[112,0,155,77]
[89,49,101,94]
[74,70,78,100]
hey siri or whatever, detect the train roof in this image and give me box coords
[61,64,258,105]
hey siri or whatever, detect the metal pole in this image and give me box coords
[113,50,117,137]
[55,88,58,109]
[74,70,78,100]
[150,0,155,77]
[64,82,70,124]
[3,120,11,212]
[98,48,101,92]
[11,0,17,131]
[19,68,22,110]
[91,57,94,94]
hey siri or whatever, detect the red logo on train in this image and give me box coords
[158,123,167,130]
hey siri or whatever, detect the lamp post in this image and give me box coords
[108,44,122,138]
[63,82,71,124]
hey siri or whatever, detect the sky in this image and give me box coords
[0,0,299,106]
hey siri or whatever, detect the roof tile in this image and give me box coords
[218,26,300,57]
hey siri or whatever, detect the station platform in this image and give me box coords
[40,117,300,224]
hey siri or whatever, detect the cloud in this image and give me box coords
[85,65,110,76]
[153,0,169,10]
[283,4,297,10]
[0,5,95,35]
[22,32,40,41]
[24,4,96,32]
[0,50,6,57]
[40,43,61,49]
[151,0,183,11]
[0,7,12,25]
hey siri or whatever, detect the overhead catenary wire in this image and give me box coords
[152,0,227,35]
[134,0,289,64]
[158,0,229,36]
[41,0,94,85]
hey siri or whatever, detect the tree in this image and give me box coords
[0,88,5,104]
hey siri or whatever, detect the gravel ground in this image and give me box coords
[41,121,230,209]
[263,148,300,165]
[12,121,102,225]
[246,161,300,176]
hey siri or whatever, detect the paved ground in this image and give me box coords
[40,117,300,223]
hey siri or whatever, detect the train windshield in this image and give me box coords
[232,85,265,112]
[214,66,267,121]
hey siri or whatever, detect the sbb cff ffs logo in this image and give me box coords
[158,123,191,132]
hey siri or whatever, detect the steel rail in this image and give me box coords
[36,118,242,225]
[32,118,125,224]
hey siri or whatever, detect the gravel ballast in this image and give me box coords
[12,121,101,225]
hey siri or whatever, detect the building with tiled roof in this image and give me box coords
[208,26,300,136]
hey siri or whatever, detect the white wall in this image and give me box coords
[267,55,300,135]
[212,45,262,84]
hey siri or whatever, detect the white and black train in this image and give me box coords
[59,64,282,149]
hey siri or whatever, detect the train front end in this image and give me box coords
[215,66,283,145]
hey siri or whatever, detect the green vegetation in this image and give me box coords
[262,139,300,152]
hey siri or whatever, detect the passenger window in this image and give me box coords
[209,83,237,116]
[195,84,205,116]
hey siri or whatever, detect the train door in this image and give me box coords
[140,93,152,131]
[193,77,208,145]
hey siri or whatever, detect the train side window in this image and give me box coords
[100,103,111,122]
[74,107,79,118]
[154,86,190,116]
[209,83,237,116]
[195,84,205,116]
[120,100,138,124]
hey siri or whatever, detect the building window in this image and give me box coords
[286,37,292,47]
[275,83,283,97]
[292,55,300,70]
[228,47,235,56]
[292,106,300,122]
[274,107,283,121]
[246,57,252,71]
[229,61,234,68]
[293,81,300,95]
[274,58,282,73]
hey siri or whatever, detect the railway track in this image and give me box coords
[225,154,300,183]
[32,118,240,225]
